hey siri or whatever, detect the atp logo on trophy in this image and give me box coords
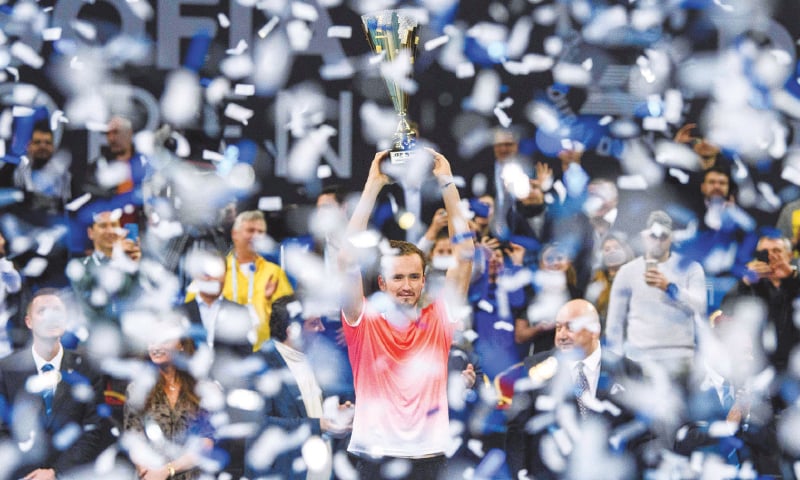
[361,10,420,164]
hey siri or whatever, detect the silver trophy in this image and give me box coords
[362,10,420,164]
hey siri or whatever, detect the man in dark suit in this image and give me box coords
[506,299,649,480]
[181,249,253,355]
[180,248,254,478]
[0,289,110,479]
[245,296,353,479]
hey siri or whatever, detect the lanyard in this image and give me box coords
[230,255,256,305]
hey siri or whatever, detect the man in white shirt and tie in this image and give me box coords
[182,248,254,354]
[506,299,648,479]
[0,289,109,479]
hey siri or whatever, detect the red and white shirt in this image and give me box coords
[343,299,457,457]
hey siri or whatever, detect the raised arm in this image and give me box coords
[339,151,390,323]
[428,148,475,303]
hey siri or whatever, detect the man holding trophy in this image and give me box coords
[339,145,474,479]
[337,17,474,479]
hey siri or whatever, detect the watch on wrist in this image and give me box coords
[666,282,679,300]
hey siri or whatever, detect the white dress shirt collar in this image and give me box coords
[32,343,64,373]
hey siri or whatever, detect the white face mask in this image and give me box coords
[603,248,627,267]
[196,280,222,296]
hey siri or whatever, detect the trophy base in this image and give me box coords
[389,149,415,164]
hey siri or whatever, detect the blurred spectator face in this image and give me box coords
[586,180,618,220]
[147,339,181,366]
[602,238,628,268]
[232,219,267,255]
[473,196,494,234]
[693,138,720,159]
[643,229,672,259]
[555,315,598,355]
[106,117,133,158]
[540,245,569,272]
[26,294,66,342]
[316,193,340,209]
[493,131,518,163]
[487,248,504,277]
[700,171,730,201]
[0,232,5,257]
[379,254,425,307]
[303,316,325,335]
[88,211,122,255]
[194,256,226,297]
[27,130,54,168]
[431,238,452,260]
[757,237,792,271]
[526,178,545,206]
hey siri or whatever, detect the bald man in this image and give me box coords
[505,299,648,480]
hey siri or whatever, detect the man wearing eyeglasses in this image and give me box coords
[605,210,707,381]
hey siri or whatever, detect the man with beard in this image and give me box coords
[605,210,707,381]
[13,121,71,217]
[5,121,73,289]
[339,149,474,479]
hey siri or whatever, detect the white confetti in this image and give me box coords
[507,16,533,58]
[616,175,649,190]
[161,69,201,127]
[64,192,91,212]
[257,196,283,212]
[287,20,313,51]
[253,34,293,94]
[493,321,515,332]
[424,35,449,51]
[292,1,319,21]
[327,26,352,39]
[320,59,355,80]
[301,436,330,472]
[456,62,475,79]
[22,257,47,278]
[127,0,154,20]
[469,69,500,114]
[224,103,254,125]
[220,55,253,81]
[10,42,43,69]
[258,17,280,39]
[218,12,231,28]
[71,20,97,41]
[234,83,256,96]
[42,27,62,41]
[226,39,248,56]
[552,62,591,87]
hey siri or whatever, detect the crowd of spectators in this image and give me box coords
[0,115,799,480]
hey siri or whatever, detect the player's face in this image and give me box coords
[379,254,425,307]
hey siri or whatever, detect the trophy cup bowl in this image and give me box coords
[362,10,420,165]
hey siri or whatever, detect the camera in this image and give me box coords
[754,249,769,263]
